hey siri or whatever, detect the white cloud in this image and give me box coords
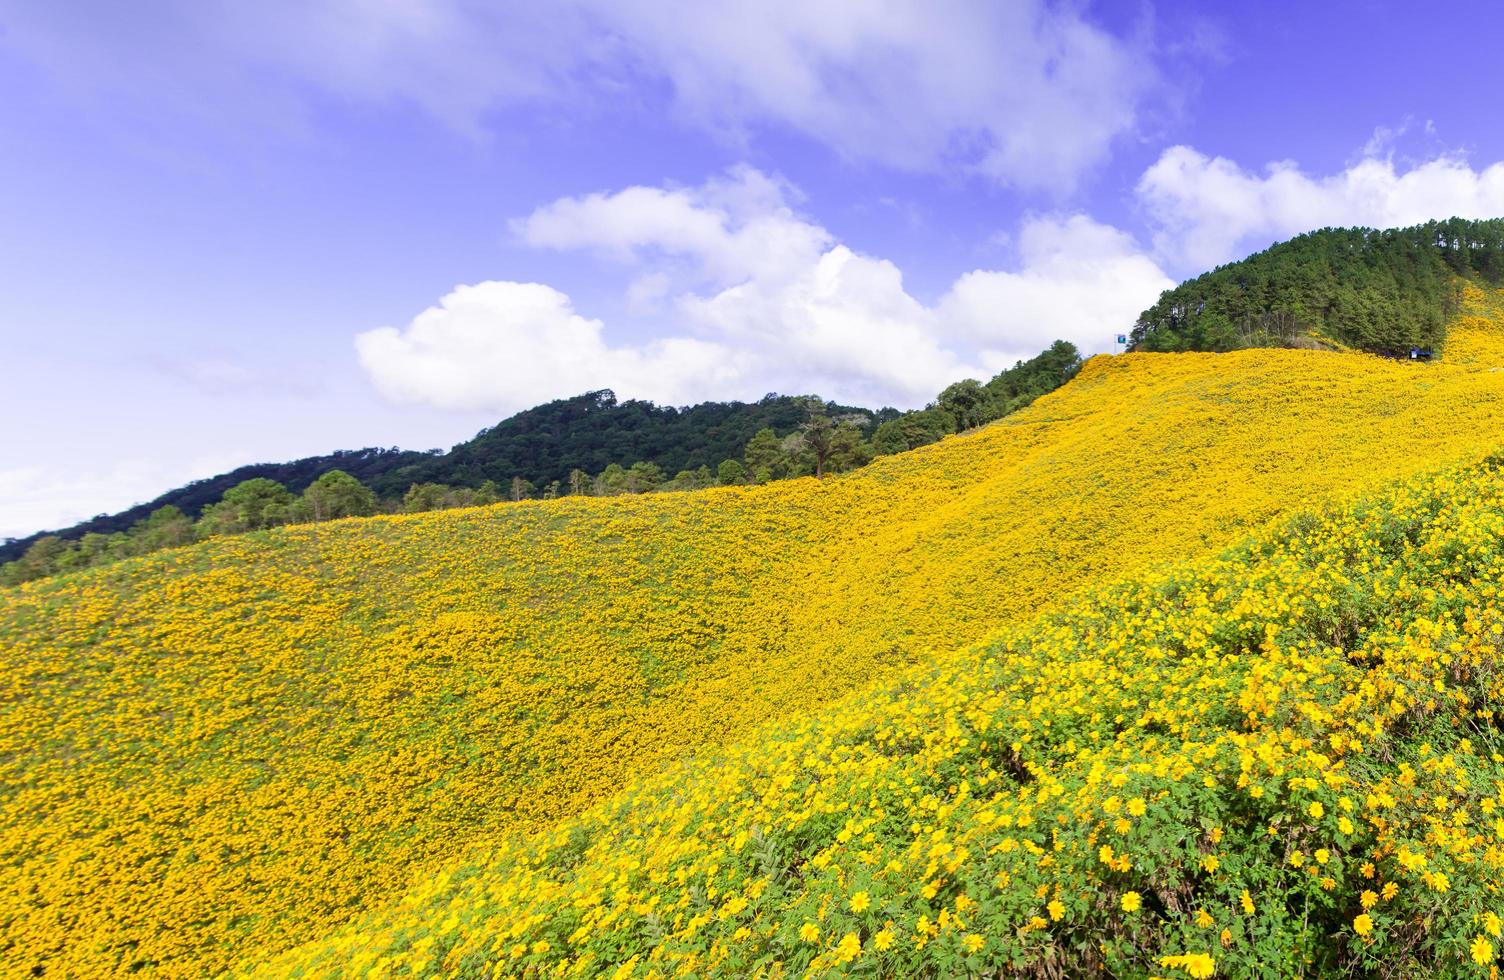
[355,280,743,413]
[940,214,1175,363]
[357,169,1171,414]
[1138,145,1504,271]
[680,245,966,408]
[515,166,829,286]
[5,0,1159,190]
[572,0,1156,190]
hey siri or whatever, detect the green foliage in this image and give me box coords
[595,463,629,497]
[985,339,1086,413]
[303,470,377,521]
[744,427,786,484]
[937,379,989,430]
[197,478,299,535]
[626,461,666,494]
[1131,218,1504,354]
[403,483,453,513]
[789,397,872,478]
[377,390,875,498]
[717,459,748,486]
[403,482,498,513]
[873,340,1085,457]
[872,409,953,455]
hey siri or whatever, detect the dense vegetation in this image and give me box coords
[373,390,882,495]
[1,345,1082,585]
[7,286,1504,976]
[1131,218,1504,354]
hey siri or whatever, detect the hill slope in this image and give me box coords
[6,285,1504,976]
[1130,217,1504,353]
[269,449,1504,978]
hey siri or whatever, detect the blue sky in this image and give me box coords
[5,0,1504,538]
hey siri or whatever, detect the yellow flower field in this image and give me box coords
[271,449,1504,977]
[6,285,1504,976]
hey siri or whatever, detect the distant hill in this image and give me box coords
[360,389,884,497]
[0,447,430,564]
[0,391,880,563]
[1131,216,1504,353]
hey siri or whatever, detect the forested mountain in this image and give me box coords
[1130,217,1504,353]
[362,390,885,496]
[0,393,880,563]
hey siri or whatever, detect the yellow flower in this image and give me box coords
[1122,892,1142,913]
[1159,952,1217,978]
[1381,882,1399,901]
[1485,912,1502,938]
[873,927,894,951]
[1128,798,1147,817]
[835,932,861,963]
[1309,801,1325,819]
[1314,848,1330,866]
[1195,909,1215,928]
[1353,914,1374,938]
[964,934,985,953]
[1473,936,1496,966]
[1360,890,1377,910]
[799,922,819,943]
[1048,899,1065,922]
[1201,854,1219,873]
[1338,816,1354,834]
[850,891,870,914]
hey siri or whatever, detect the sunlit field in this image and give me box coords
[7,287,1504,976]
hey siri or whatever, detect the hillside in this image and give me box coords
[6,284,1504,976]
[0,392,877,564]
[1130,217,1504,354]
[270,450,1504,978]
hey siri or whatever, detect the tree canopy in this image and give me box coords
[1131,218,1504,354]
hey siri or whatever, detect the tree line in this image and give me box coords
[0,394,870,564]
[2,343,1082,587]
[1131,218,1504,354]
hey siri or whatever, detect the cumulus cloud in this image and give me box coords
[940,214,1175,363]
[4,0,1158,190]
[1139,146,1504,271]
[515,166,830,287]
[355,281,743,413]
[358,169,1172,414]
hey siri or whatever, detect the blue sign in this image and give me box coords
[1116,334,1127,345]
